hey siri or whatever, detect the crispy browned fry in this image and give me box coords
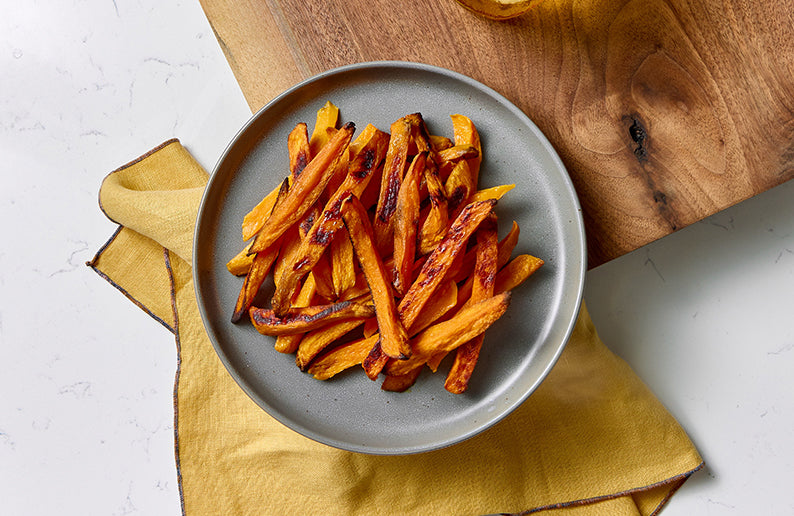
[296,317,371,370]
[241,123,311,241]
[386,292,511,376]
[348,123,379,158]
[270,129,387,313]
[381,367,423,392]
[445,222,498,392]
[230,241,280,323]
[231,177,290,322]
[445,160,475,214]
[494,254,545,293]
[249,122,355,255]
[288,122,312,179]
[400,198,497,330]
[341,194,411,359]
[307,334,379,380]
[309,101,339,157]
[417,162,449,255]
[407,112,432,153]
[372,116,413,254]
[392,151,425,296]
[450,218,519,283]
[273,274,317,354]
[450,114,482,190]
[249,296,374,336]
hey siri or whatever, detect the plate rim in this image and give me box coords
[193,60,587,455]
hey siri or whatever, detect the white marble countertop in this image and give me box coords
[2,1,792,514]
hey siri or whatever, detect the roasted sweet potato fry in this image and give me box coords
[296,317,371,370]
[386,292,511,376]
[341,194,410,359]
[381,367,423,392]
[445,222,498,393]
[250,296,374,336]
[249,122,355,255]
[309,101,340,157]
[231,177,290,322]
[392,152,425,296]
[273,273,317,354]
[436,144,479,164]
[241,123,310,241]
[226,241,254,276]
[494,253,545,293]
[330,226,356,298]
[230,242,280,323]
[373,116,413,254]
[429,134,453,152]
[417,162,449,255]
[307,334,379,380]
[444,160,475,214]
[470,184,515,203]
[450,114,482,190]
[399,198,497,330]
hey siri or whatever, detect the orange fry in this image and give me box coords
[309,101,340,157]
[417,162,449,255]
[230,177,290,322]
[386,292,511,376]
[273,274,317,354]
[445,222,498,393]
[470,184,515,203]
[381,367,423,392]
[494,254,545,293]
[308,334,379,380]
[372,116,413,254]
[341,194,410,360]
[249,296,374,336]
[392,151,425,296]
[241,123,310,241]
[296,318,371,371]
[330,226,356,297]
[450,114,482,190]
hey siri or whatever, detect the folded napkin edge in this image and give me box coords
[85,225,176,334]
[98,138,183,226]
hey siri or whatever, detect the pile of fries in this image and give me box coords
[227,101,543,393]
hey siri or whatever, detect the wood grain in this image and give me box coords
[198,0,794,267]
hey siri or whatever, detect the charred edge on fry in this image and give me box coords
[352,149,377,178]
[448,186,467,212]
[251,300,361,327]
[378,161,402,221]
[294,151,309,177]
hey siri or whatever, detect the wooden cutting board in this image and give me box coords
[198,0,794,268]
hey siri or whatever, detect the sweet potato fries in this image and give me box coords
[227,102,543,393]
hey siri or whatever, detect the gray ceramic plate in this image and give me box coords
[193,61,586,455]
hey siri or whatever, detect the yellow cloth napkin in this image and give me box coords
[88,139,703,515]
